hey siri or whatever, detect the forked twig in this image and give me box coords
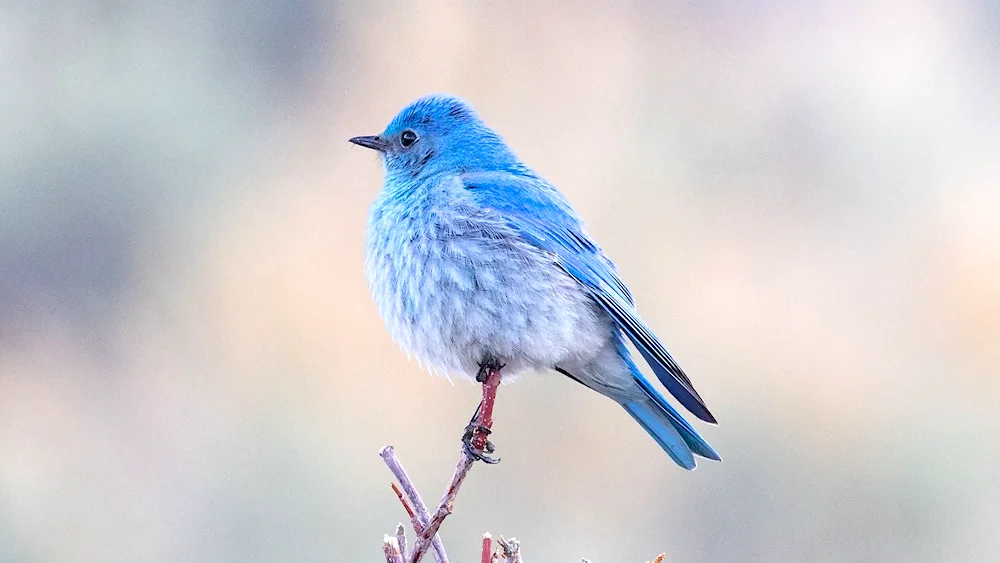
[380,366,503,563]
[407,366,501,563]
[390,481,424,538]
[407,454,475,562]
[379,446,448,563]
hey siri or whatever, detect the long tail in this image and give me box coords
[623,395,721,470]
[618,342,721,470]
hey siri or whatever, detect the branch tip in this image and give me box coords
[480,534,493,563]
[382,536,404,563]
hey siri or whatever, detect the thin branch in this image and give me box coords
[409,454,475,562]
[391,482,423,534]
[481,533,492,563]
[396,523,409,562]
[382,535,404,563]
[379,446,449,563]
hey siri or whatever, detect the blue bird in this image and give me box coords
[351,94,720,469]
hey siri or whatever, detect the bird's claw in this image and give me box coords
[462,423,500,464]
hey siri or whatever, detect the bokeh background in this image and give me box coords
[2,1,999,561]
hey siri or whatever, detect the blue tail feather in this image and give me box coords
[633,375,722,462]
[623,400,697,469]
[616,338,721,468]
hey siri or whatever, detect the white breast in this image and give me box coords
[365,175,609,379]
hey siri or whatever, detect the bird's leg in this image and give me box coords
[462,357,504,464]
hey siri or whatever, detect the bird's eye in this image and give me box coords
[400,129,418,148]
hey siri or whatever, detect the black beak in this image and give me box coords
[349,135,388,152]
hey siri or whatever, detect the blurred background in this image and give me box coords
[2,1,998,561]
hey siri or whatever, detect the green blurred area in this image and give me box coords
[2,1,999,562]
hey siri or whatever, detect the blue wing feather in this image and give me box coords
[462,171,716,424]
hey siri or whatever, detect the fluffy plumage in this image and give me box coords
[354,94,719,469]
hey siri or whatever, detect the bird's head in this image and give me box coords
[350,94,520,180]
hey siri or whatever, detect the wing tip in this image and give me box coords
[700,450,723,462]
[668,379,718,424]
[697,407,718,425]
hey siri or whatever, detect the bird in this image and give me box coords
[350,94,720,469]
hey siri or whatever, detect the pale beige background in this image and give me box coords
[2,1,998,562]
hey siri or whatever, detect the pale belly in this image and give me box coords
[366,223,611,379]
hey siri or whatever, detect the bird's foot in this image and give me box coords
[462,423,500,464]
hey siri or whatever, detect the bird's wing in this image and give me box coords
[461,171,716,423]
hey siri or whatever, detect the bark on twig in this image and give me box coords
[379,446,448,563]
[481,533,493,563]
[395,523,409,562]
[382,536,404,563]
[408,456,471,561]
